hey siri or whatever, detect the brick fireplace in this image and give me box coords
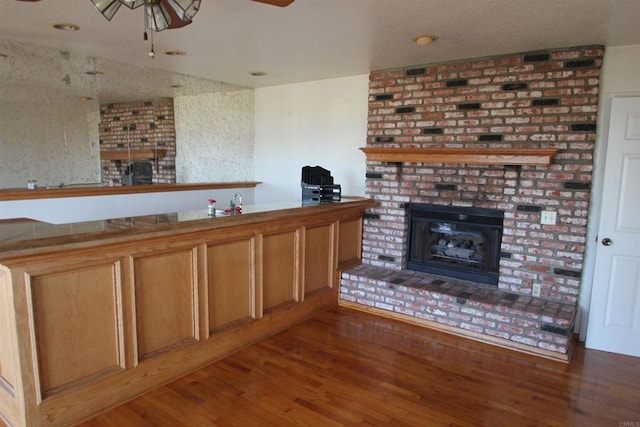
[99,98,176,185]
[341,45,603,360]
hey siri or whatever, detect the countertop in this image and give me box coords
[0,198,376,259]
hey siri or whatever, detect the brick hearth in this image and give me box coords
[341,265,575,359]
[340,45,603,359]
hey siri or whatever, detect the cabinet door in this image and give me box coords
[29,262,124,397]
[262,229,299,311]
[207,238,255,332]
[338,217,363,269]
[134,248,197,361]
[0,269,17,395]
[304,223,335,296]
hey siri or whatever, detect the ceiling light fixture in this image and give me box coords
[250,71,267,77]
[90,0,200,58]
[90,0,201,31]
[413,34,438,46]
[50,22,81,31]
[163,50,186,56]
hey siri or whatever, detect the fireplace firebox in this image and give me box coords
[406,204,504,285]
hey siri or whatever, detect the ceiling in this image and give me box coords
[1,0,640,90]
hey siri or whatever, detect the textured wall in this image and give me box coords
[0,40,100,189]
[0,39,254,189]
[175,89,255,183]
[0,100,100,189]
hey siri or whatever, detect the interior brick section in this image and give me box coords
[99,98,176,185]
[342,46,603,356]
[341,265,575,354]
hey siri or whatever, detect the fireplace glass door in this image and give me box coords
[406,204,504,285]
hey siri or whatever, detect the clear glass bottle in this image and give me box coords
[208,199,216,217]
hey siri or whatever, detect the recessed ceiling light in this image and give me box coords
[50,22,80,31]
[170,84,183,88]
[0,53,8,58]
[85,70,104,76]
[413,34,438,46]
[163,50,186,56]
[250,71,267,77]
[80,96,94,102]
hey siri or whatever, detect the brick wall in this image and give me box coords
[99,98,176,185]
[361,46,603,304]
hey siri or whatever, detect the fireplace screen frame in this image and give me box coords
[406,204,504,285]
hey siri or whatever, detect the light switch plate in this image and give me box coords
[541,210,557,225]
[532,282,541,297]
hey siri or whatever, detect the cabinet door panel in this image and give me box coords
[30,263,123,396]
[134,249,196,360]
[262,230,298,311]
[338,218,362,267]
[208,238,255,331]
[304,224,334,295]
[0,269,16,392]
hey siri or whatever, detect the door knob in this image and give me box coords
[601,237,613,246]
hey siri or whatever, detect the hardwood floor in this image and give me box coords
[77,307,639,426]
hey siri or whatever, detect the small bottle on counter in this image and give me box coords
[208,199,216,217]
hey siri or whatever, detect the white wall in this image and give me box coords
[254,75,369,203]
[579,44,640,338]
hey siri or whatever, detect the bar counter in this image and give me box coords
[0,197,376,426]
[0,198,364,258]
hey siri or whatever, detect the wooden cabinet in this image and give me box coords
[262,229,300,311]
[304,223,335,296]
[30,262,124,396]
[0,198,375,426]
[338,217,363,269]
[0,269,18,400]
[207,237,256,332]
[134,248,198,361]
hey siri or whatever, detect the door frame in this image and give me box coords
[578,93,640,340]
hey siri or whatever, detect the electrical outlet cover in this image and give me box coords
[541,210,557,225]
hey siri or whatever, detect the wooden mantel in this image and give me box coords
[100,149,167,161]
[359,147,559,166]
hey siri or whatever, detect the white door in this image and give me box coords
[586,97,640,357]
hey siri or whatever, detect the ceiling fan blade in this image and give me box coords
[251,0,294,7]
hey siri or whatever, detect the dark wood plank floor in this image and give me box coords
[78,307,640,426]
